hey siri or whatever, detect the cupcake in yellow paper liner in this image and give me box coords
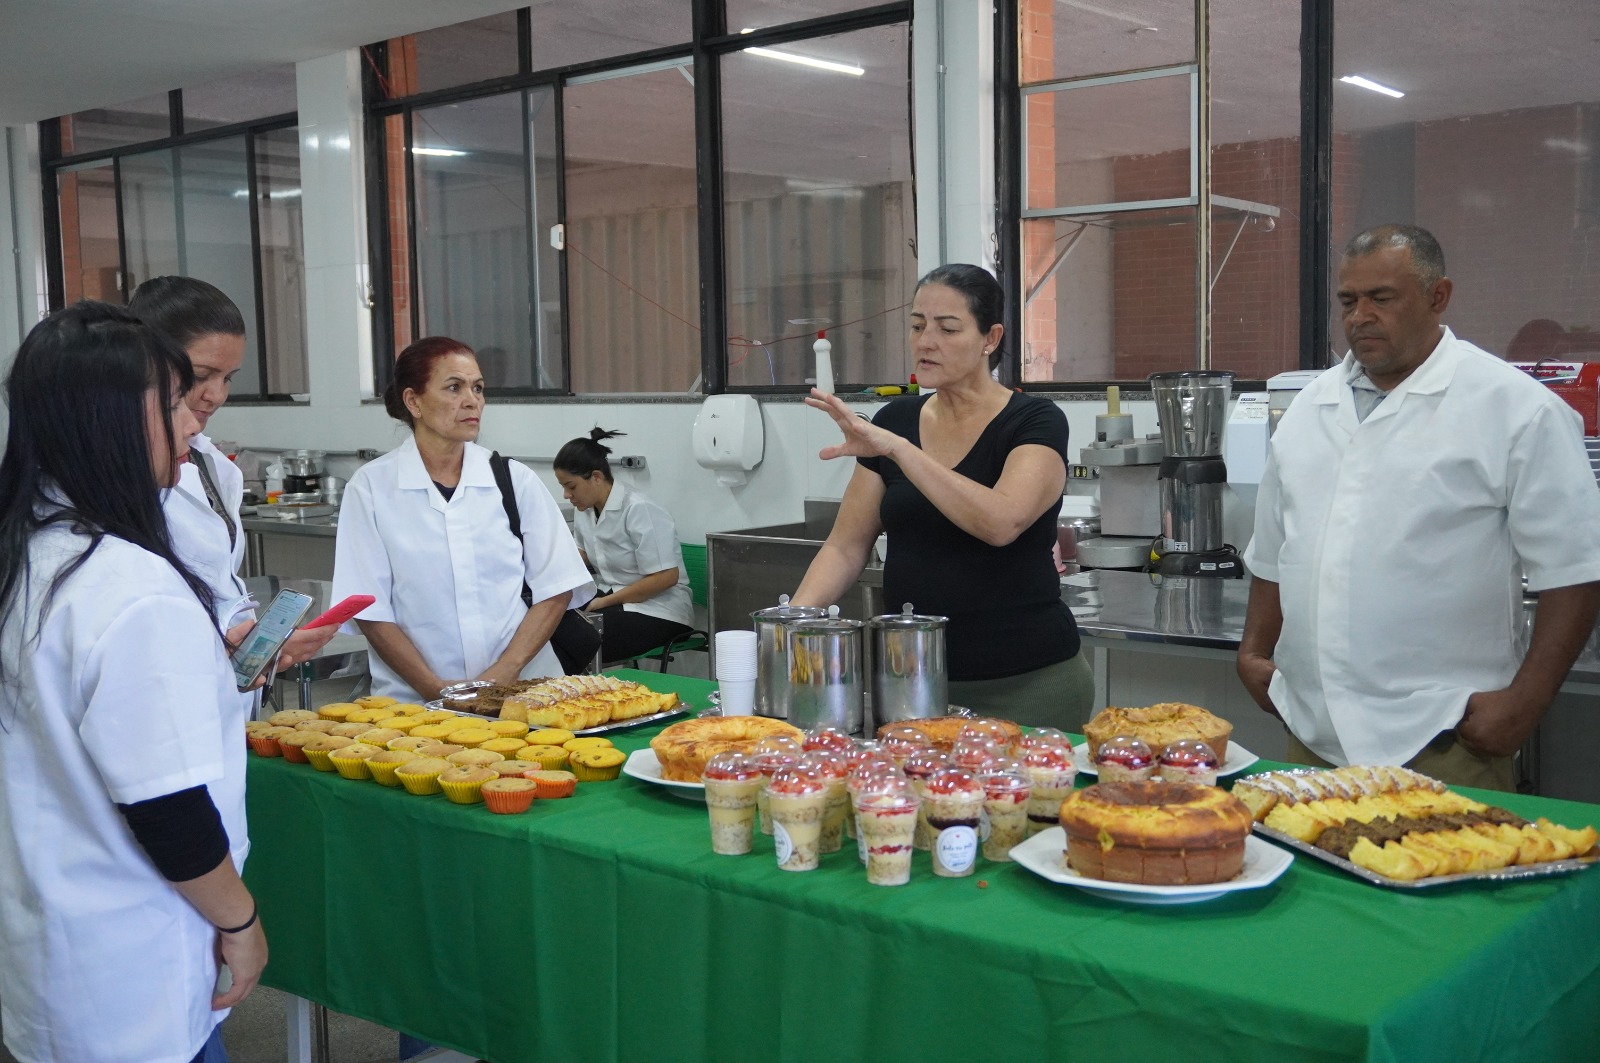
[301,735,346,772]
[353,695,398,711]
[481,777,539,814]
[416,742,464,759]
[491,759,539,777]
[480,737,528,758]
[316,702,359,721]
[438,766,497,804]
[410,722,459,741]
[367,750,422,787]
[526,770,578,799]
[569,747,625,781]
[374,716,423,733]
[395,757,452,796]
[329,744,381,780]
[269,709,318,727]
[293,719,339,734]
[387,735,435,753]
[447,727,495,749]
[528,728,575,747]
[344,707,389,725]
[563,736,613,752]
[486,719,530,740]
[519,745,570,771]
[327,722,372,741]
[446,749,505,768]
[385,703,429,717]
[276,730,320,764]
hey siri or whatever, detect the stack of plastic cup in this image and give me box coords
[713,630,758,715]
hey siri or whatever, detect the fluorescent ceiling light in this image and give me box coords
[744,46,863,76]
[412,147,468,157]
[1339,75,1405,99]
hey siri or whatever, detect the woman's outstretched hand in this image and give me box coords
[806,389,901,461]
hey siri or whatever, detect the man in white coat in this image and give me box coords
[1237,224,1600,789]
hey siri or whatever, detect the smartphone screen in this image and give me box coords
[231,589,314,690]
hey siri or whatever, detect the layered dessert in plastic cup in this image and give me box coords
[752,736,802,837]
[922,766,985,877]
[950,736,1002,774]
[766,764,829,872]
[901,749,951,851]
[980,767,1033,861]
[702,752,764,856]
[959,718,1019,753]
[877,725,933,770]
[802,726,855,755]
[802,750,851,854]
[1023,743,1078,837]
[1094,735,1156,782]
[847,761,900,861]
[1156,739,1220,786]
[843,742,895,841]
[853,775,919,886]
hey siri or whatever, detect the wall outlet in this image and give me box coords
[618,455,647,470]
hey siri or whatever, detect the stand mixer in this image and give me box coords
[1147,371,1243,578]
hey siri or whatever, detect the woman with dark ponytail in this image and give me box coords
[0,303,266,1063]
[555,428,695,662]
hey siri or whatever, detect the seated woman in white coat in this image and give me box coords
[334,337,594,703]
[0,303,266,1063]
[554,428,695,662]
[129,276,337,677]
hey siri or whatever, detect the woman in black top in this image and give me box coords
[792,264,1093,729]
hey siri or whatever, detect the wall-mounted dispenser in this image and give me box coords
[692,394,765,486]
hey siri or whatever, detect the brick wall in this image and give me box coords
[1020,0,1058,380]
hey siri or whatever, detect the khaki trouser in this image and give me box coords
[1283,731,1516,792]
[947,652,1096,732]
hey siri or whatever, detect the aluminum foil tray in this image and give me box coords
[423,686,689,737]
[1252,823,1598,890]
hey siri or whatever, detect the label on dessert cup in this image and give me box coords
[774,822,795,865]
[978,807,992,841]
[934,827,978,873]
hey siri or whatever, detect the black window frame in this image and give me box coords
[365,0,914,399]
[39,93,304,402]
[996,0,1332,396]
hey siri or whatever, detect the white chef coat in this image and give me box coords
[1244,327,1600,766]
[332,437,595,702]
[0,525,246,1063]
[571,479,694,628]
[166,432,253,628]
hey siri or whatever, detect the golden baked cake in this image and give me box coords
[1058,780,1253,885]
[874,715,1022,753]
[1083,703,1232,764]
[650,717,804,782]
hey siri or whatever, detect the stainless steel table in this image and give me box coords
[240,511,340,578]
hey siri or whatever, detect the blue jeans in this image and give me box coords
[189,1024,228,1063]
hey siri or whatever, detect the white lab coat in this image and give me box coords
[0,526,246,1063]
[572,479,694,628]
[332,437,595,702]
[166,432,251,628]
[1244,328,1600,765]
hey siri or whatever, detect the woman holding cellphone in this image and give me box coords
[0,303,266,1063]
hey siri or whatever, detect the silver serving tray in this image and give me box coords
[1252,822,1598,890]
[421,694,689,737]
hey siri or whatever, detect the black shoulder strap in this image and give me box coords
[189,446,237,550]
[490,452,534,607]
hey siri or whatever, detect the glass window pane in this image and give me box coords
[721,23,914,388]
[1021,208,1197,382]
[60,93,171,156]
[1332,0,1600,364]
[56,161,122,303]
[564,64,699,393]
[1025,72,1192,212]
[1209,0,1299,379]
[1020,0,1193,85]
[119,148,182,286]
[255,128,309,395]
[392,12,520,97]
[529,0,691,72]
[412,91,545,389]
[183,65,297,130]
[726,0,889,33]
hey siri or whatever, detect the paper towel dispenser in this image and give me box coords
[693,394,765,486]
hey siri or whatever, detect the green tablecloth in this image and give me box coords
[245,671,1600,1063]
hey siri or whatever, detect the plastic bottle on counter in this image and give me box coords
[813,331,834,395]
[265,462,284,504]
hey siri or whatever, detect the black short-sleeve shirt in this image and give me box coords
[859,392,1079,680]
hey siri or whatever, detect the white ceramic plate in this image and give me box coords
[1072,741,1259,779]
[1011,828,1293,904]
[622,748,706,801]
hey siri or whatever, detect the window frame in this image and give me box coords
[364,0,914,399]
[39,91,304,402]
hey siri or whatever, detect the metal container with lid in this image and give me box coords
[1149,371,1235,458]
[785,611,865,733]
[751,596,828,719]
[868,604,948,725]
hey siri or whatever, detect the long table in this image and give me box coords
[244,671,1600,1063]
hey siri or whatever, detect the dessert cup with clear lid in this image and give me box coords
[979,766,1033,861]
[766,763,830,872]
[852,774,919,886]
[1094,735,1156,782]
[702,751,764,855]
[1156,739,1219,786]
[922,766,985,877]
